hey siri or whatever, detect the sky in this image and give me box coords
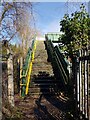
[33,2,89,35]
[1,0,89,2]
[33,2,66,34]
[0,1,89,44]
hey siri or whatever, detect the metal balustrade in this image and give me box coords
[20,39,37,97]
[45,36,69,91]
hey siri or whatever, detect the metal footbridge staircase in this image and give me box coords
[20,33,90,120]
[20,43,70,98]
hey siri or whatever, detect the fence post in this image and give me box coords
[7,48,14,106]
[72,54,78,118]
[79,50,83,118]
[84,49,88,119]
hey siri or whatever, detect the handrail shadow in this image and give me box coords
[33,71,74,120]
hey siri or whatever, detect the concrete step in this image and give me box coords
[29,92,57,95]
[32,80,59,83]
[28,93,58,99]
[29,87,55,93]
[30,82,57,87]
[32,67,53,71]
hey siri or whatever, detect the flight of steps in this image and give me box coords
[29,40,60,97]
[29,73,59,96]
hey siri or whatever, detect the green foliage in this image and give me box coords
[60,4,90,54]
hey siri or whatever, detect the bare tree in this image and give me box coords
[1,2,37,110]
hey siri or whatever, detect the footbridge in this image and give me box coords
[18,33,90,120]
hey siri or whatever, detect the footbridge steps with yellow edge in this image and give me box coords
[28,40,58,97]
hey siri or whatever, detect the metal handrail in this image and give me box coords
[20,39,37,97]
[45,38,69,89]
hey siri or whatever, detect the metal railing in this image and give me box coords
[20,39,37,97]
[44,38,69,91]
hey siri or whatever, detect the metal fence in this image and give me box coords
[73,49,90,120]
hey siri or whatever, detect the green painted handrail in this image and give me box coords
[20,39,36,97]
[45,36,69,90]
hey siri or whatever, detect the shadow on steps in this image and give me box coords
[31,71,75,120]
